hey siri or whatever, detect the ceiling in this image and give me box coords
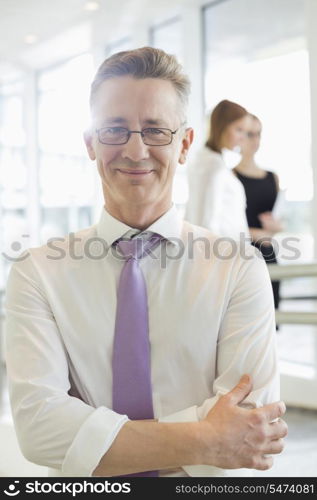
[204,0,306,62]
[0,0,180,80]
[0,0,307,81]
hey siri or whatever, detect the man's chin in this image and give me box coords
[122,189,159,205]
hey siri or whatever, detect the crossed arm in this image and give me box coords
[93,375,287,476]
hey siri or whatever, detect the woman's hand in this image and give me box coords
[258,212,283,235]
[249,227,273,247]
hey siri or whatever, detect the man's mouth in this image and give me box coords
[116,169,154,176]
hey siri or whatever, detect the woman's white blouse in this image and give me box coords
[185,147,250,240]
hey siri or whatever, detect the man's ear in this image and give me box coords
[179,127,194,164]
[83,129,96,161]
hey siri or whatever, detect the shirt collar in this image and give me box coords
[96,205,182,247]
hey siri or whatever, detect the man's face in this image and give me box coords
[84,76,193,213]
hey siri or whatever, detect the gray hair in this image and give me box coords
[90,46,190,120]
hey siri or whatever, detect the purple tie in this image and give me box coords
[112,234,161,477]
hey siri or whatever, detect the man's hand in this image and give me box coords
[199,374,288,470]
[93,375,287,476]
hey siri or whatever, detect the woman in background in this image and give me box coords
[185,100,250,240]
[234,114,282,310]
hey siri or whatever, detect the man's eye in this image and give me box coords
[145,128,166,135]
[107,127,126,134]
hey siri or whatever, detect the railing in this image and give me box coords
[267,263,317,325]
[267,263,317,280]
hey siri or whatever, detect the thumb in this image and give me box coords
[227,374,253,405]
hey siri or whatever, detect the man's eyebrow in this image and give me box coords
[143,118,168,127]
[100,117,127,126]
[99,117,169,127]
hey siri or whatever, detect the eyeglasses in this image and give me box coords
[95,126,181,146]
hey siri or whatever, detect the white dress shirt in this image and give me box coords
[186,147,250,240]
[4,205,279,477]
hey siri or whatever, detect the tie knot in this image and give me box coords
[116,233,162,261]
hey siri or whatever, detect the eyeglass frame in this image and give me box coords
[95,124,186,146]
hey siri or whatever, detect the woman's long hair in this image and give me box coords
[206,99,248,153]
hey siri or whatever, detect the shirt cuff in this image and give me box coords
[62,407,129,476]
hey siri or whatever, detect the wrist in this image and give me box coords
[191,421,207,465]
[153,420,204,467]
[194,420,217,466]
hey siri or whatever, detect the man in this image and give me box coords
[4,47,287,477]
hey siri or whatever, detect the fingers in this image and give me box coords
[252,455,274,471]
[268,419,288,440]
[256,401,286,422]
[265,438,285,455]
[242,436,285,470]
[226,374,253,405]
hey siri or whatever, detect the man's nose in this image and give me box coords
[121,132,150,162]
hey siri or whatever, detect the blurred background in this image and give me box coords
[0,0,317,476]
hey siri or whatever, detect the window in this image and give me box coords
[150,17,183,64]
[37,53,100,242]
[105,37,133,57]
[203,0,311,257]
[0,81,27,286]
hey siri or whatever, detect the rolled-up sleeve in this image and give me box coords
[4,257,128,476]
